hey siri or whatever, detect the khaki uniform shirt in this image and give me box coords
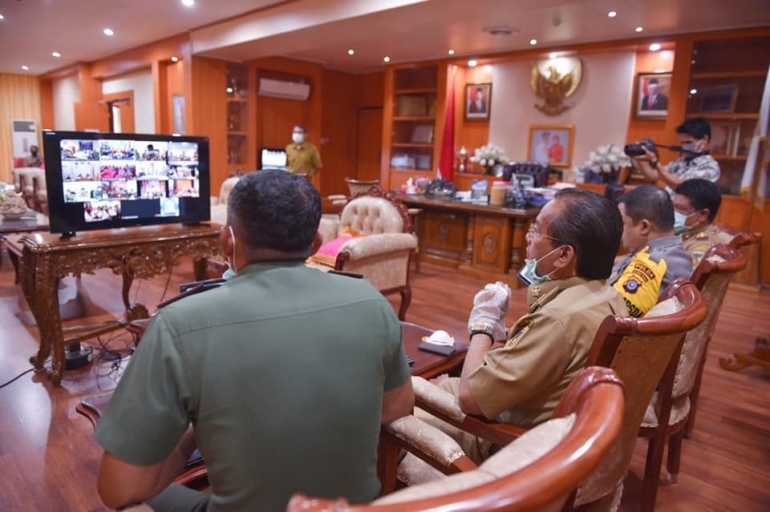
[286,142,322,176]
[682,224,734,266]
[95,261,409,512]
[467,277,628,428]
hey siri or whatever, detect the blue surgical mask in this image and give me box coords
[681,142,698,154]
[517,246,563,286]
[674,211,694,235]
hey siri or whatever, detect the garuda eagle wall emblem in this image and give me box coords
[530,58,583,116]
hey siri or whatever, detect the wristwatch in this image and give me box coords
[469,322,495,344]
[650,159,659,169]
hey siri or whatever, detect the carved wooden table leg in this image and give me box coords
[719,337,770,371]
[193,257,208,281]
[463,213,475,264]
[28,254,65,383]
[507,218,530,285]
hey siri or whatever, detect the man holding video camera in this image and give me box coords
[631,116,720,196]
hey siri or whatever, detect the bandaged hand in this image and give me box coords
[467,281,511,341]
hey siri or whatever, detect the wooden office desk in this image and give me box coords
[396,194,540,287]
[3,223,221,385]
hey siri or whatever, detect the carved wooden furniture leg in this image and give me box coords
[29,255,66,383]
[398,286,412,321]
[193,257,208,281]
[719,337,770,371]
[8,246,20,284]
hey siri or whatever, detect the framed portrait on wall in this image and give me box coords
[634,72,672,119]
[465,83,492,120]
[527,124,575,168]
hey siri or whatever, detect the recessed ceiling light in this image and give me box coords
[0,14,5,20]
[383,56,390,63]
[347,49,355,56]
[529,39,538,45]
[170,56,179,63]
[21,65,29,71]
[226,87,234,94]
[468,59,478,67]
[448,49,455,55]
[608,11,617,18]
[104,28,114,36]
[635,26,644,33]
[52,51,62,58]
[690,89,698,95]
[181,0,195,6]
[549,52,557,59]
[649,43,661,51]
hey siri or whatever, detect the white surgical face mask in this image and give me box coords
[673,211,695,235]
[517,246,563,287]
[292,132,305,144]
[223,226,238,279]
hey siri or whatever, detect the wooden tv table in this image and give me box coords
[2,223,222,385]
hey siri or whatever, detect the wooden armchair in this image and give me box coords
[288,367,625,512]
[311,185,417,320]
[13,167,46,212]
[345,178,379,197]
[405,282,707,512]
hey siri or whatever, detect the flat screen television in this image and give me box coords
[259,147,287,169]
[43,131,211,236]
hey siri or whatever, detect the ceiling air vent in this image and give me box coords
[483,26,519,37]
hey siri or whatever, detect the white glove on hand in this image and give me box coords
[467,281,512,341]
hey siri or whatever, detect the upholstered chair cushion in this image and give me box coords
[13,167,43,197]
[340,196,405,235]
[642,392,691,428]
[382,414,576,505]
[213,176,241,206]
[411,376,467,423]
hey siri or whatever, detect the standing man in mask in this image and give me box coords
[25,145,44,167]
[418,188,628,462]
[285,123,322,178]
[633,116,720,196]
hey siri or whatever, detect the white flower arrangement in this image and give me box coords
[584,144,631,174]
[469,143,509,170]
[0,185,28,217]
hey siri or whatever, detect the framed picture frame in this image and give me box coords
[172,94,186,134]
[709,121,742,156]
[527,124,575,169]
[634,72,672,119]
[699,84,739,113]
[465,82,492,120]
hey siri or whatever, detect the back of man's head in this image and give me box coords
[228,170,321,255]
[618,185,674,231]
[676,116,711,141]
[548,188,623,279]
[674,178,721,223]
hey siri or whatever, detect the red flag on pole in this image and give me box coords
[438,66,457,181]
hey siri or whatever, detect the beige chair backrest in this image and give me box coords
[217,176,241,205]
[671,245,746,399]
[575,282,707,507]
[13,167,43,196]
[340,186,410,235]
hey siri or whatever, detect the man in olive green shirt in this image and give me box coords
[674,178,733,266]
[95,170,414,512]
[286,123,322,177]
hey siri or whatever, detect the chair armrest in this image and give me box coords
[386,415,470,469]
[412,376,526,447]
[318,216,340,244]
[339,233,417,260]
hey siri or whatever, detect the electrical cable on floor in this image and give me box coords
[158,267,174,304]
[0,363,50,390]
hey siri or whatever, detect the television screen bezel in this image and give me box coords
[43,130,211,236]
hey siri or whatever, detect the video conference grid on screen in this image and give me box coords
[60,139,200,224]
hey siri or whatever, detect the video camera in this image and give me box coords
[623,138,659,157]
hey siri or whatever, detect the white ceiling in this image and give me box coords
[1,0,769,76]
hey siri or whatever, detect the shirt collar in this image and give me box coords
[526,276,593,307]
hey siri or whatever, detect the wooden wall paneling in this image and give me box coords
[433,64,449,175]
[164,60,185,135]
[246,64,258,172]
[454,65,493,161]
[380,67,395,189]
[102,91,136,133]
[152,61,168,134]
[0,73,42,183]
[40,79,54,130]
[320,69,359,196]
[356,108,384,182]
[74,63,108,132]
[191,57,228,194]
[359,71,384,107]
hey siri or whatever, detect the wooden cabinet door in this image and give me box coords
[472,215,512,273]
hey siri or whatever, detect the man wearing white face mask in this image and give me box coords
[674,178,732,265]
[417,188,628,462]
[285,123,323,177]
[633,116,720,197]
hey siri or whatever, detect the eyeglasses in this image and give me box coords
[527,223,558,241]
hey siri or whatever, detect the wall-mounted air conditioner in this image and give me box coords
[258,78,311,101]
